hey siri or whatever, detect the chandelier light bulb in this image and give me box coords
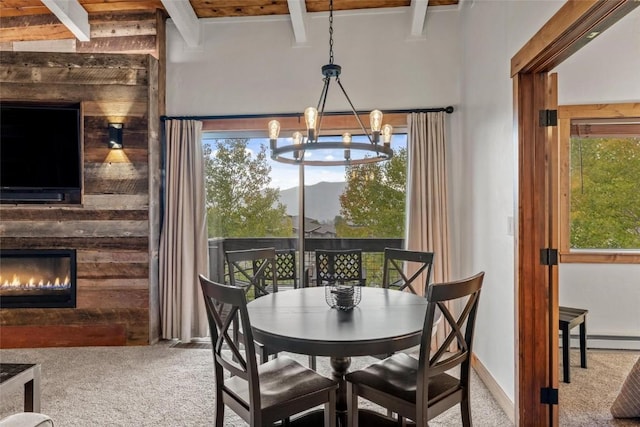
[370,110,383,132]
[382,124,393,147]
[343,133,352,160]
[268,120,281,150]
[370,110,383,143]
[304,107,318,141]
[268,120,280,139]
[292,131,303,159]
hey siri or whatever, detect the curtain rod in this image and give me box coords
[160,106,454,121]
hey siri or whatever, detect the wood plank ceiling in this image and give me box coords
[0,0,459,43]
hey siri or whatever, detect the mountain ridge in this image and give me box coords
[277,181,345,222]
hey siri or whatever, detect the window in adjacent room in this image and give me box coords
[559,104,640,263]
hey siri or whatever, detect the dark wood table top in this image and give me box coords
[247,287,429,357]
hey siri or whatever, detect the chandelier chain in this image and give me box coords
[328,0,334,64]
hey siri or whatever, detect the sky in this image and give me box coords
[203,134,407,190]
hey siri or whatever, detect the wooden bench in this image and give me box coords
[559,306,588,383]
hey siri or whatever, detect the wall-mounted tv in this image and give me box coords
[0,102,82,203]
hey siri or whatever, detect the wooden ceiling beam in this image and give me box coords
[160,0,201,47]
[0,0,460,43]
[409,0,428,37]
[80,2,164,13]
[41,0,90,41]
[287,0,308,45]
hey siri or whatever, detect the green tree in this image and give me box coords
[570,137,640,249]
[338,147,407,238]
[204,139,292,238]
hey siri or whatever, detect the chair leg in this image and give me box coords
[325,390,337,427]
[579,320,587,368]
[461,395,472,427]
[562,325,570,383]
[258,347,269,364]
[347,382,358,427]
[215,397,225,427]
[309,355,317,371]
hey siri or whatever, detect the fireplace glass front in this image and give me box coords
[0,249,76,308]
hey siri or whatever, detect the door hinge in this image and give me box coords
[540,248,559,266]
[539,109,558,127]
[541,387,559,405]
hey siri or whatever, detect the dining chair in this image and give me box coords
[315,249,366,287]
[225,247,278,363]
[372,248,435,362]
[226,247,316,369]
[199,275,338,427]
[254,248,299,290]
[382,248,435,295]
[345,271,485,427]
[226,247,278,298]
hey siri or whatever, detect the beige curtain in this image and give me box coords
[406,111,452,348]
[159,119,209,341]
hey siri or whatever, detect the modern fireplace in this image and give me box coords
[0,249,77,309]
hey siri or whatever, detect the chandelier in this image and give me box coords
[267,0,393,166]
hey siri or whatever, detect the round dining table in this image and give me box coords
[247,286,430,426]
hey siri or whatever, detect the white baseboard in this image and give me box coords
[471,353,515,424]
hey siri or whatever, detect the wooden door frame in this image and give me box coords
[511,1,639,425]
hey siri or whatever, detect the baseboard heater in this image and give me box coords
[566,334,640,350]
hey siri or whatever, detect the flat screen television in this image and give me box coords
[0,102,82,203]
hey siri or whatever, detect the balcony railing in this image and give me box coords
[208,237,404,287]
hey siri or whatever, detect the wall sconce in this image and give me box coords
[108,123,123,149]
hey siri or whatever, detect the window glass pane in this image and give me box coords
[336,134,407,239]
[569,135,640,250]
[203,132,408,285]
[203,136,297,238]
[203,134,407,239]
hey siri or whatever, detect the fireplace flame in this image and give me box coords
[0,274,71,290]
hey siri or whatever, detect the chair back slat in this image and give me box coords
[255,249,298,288]
[315,249,364,286]
[226,247,277,297]
[428,351,468,377]
[382,248,434,295]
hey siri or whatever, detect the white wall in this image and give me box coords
[559,264,640,349]
[167,9,461,116]
[555,7,640,105]
[459,0,563,405]
[459,0,640,406]
[553,7,640,349]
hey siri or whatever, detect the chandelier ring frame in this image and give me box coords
[271,141,393,166]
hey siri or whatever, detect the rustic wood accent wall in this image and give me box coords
[0,19,163,347]
[0,10,163,55]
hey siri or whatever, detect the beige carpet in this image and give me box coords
[559,349,640,426]
[0,341,513,426]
